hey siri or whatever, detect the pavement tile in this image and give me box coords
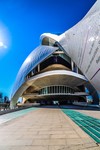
[0,108,99,150]
[66,138,83,145]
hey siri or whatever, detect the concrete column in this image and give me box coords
[38,64,40,72]
[22,97,26,104]
[10,100,17,109]
[71,60,74,71]
[31,70,34,76]
[76,65,79,73]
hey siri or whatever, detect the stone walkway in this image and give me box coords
[0,108,100,150]
[76,109,100,119]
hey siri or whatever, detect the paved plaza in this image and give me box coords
[0,107,100,150]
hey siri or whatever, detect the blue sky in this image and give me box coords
[0,0,96,98]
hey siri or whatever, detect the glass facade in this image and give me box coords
[39,86,74,95]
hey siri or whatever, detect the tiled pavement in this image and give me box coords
[0,108,38,124]
[0,108,100,150]
[76,109,100,119]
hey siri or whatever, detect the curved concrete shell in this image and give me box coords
[11,45,58,99]
[41,0,100,93]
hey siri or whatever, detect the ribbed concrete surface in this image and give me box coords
[0,108,99,150]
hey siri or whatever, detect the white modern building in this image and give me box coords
[10,0,100,108]
[41,0,100,93]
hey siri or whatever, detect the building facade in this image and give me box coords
[10,38,99,108]
[10,0,100,108]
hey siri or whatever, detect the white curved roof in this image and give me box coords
[40,33,60,42]
[40,0,100,93]
[11,45,58,98]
